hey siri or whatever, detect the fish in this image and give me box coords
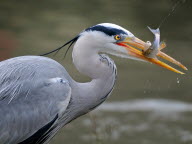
[143,26,166,58]
[141,26,187,73]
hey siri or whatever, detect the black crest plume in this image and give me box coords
[40,36,79,57]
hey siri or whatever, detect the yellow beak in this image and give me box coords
[117,37,187,74]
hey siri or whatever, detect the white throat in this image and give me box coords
[72,34,113,79]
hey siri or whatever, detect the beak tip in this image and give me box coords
[184,67,188,71]
[177,70,185,75]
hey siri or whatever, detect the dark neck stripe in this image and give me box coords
[85,25,127,36]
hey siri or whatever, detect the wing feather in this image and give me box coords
[0,56,72,144]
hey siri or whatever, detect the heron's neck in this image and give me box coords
[70,41,117,115]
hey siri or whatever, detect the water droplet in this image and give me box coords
[177,78,180,84]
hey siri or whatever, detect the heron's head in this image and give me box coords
[75,23,186,74]
[79,23,143,60]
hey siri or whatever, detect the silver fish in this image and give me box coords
[143,27,160,58]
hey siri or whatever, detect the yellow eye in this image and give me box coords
[114,35,121,40]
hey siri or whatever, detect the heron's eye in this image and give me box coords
[114,35,121,41]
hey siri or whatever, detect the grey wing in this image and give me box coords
[0,77,71,144]
[0,56,72,144]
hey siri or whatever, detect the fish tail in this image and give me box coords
[147,26,160,35]
[159,41,166,50]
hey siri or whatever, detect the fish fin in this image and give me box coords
[159,41,166,50]
[147,26,160,35]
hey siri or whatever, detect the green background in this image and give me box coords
[0,0,192,143]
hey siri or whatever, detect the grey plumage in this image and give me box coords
[0,56,72,143]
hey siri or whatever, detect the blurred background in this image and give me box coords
[0,0,192,143]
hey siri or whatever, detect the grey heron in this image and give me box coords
[0,23,186,144]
